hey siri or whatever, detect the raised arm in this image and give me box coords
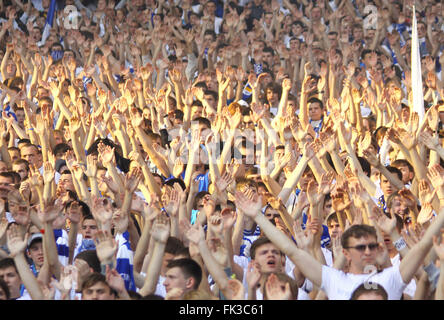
[138,215,170,296]
[235,189,323,287]
[7,224,44,300]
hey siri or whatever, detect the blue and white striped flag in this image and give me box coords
[38,0,57,47]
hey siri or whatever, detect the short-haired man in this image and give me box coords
[163,258,202,298]
[0,258,23,300]
[81,273,117,300]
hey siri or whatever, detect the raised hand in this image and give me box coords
[106,267,127,296]
[427,164,444,191]
[418,179,436,205]
[98,142,116,167]
[112,208,129,235]
[6,223,28,258]
[91,196,114,231]
[185,222,205,245]
[331,188,351,212]
[419,131,440,151]
[165,187,180,217]
[369,205,397,236]
[124,167,143,193]
[43,161,55,184]
[208,236,229,267]
[226,278,245,300]
[293,219,314,252]
[85,154,98,178]
[95,230,117,264]
[66,201,82,225]
[246,261,261,290]
[234,189,263,218]
[151,214,171,244]
[265,273,292,300]
[318,171,335,195]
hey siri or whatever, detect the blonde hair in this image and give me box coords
[183,289,219,300]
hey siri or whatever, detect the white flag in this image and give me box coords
[411,6,425,122]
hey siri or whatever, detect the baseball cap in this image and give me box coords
[27,233,43,249]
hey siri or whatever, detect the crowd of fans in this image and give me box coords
[0,0,443,300]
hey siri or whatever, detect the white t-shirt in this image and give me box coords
[320,264,407,300]
[390,254,416,298]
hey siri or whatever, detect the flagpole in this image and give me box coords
[411,5,425,122]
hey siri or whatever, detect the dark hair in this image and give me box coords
[358,156,371,177]
[373,126,388,143]
[193,117,211,129]
[166,258,202,290]
[17,138,31,145]
[81,272,117,297]
[263,46,275,56]
[175,247,191,259]
[385,166,403,181]
[164,178,186,190]
[53,143,72,157]
[341,225,377,248]
[391,159,414,175]
[307,97,324,109]
[75,250,101,273]
[350,283,388,300]
[193,191,210,210]
[165,237,186,255]
[0,258,17,273]
[65,200,91,218]
[12,159,29,171]
[128,290,143,300]
[326,212,338,225]
[0,172,15,183]
[250,237,283,260]
[174,109,184,121]
[204,90,218,101]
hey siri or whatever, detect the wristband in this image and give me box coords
[40,228,45,235]
[392,237,407,252]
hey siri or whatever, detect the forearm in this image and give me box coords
[261,174,282,198]
[138,240,166,296]
[260,118,280,147]
[408,147,428,181]
[133,220,153,273]
[13,254,44,300]
[43,223,61,280]
[135,128,170,177]
[328,150,346,175]
[278,156,309,204]
[376,163,405,191]
[197,239,230,294]
[232,212,244,256]
[436,263,444,300]
[217,130,235,173]
[68,223,79,265]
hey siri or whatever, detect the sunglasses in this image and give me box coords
[344,243,379,252]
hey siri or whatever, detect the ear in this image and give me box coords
[185,277,195,290]
[342,248,351,263]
